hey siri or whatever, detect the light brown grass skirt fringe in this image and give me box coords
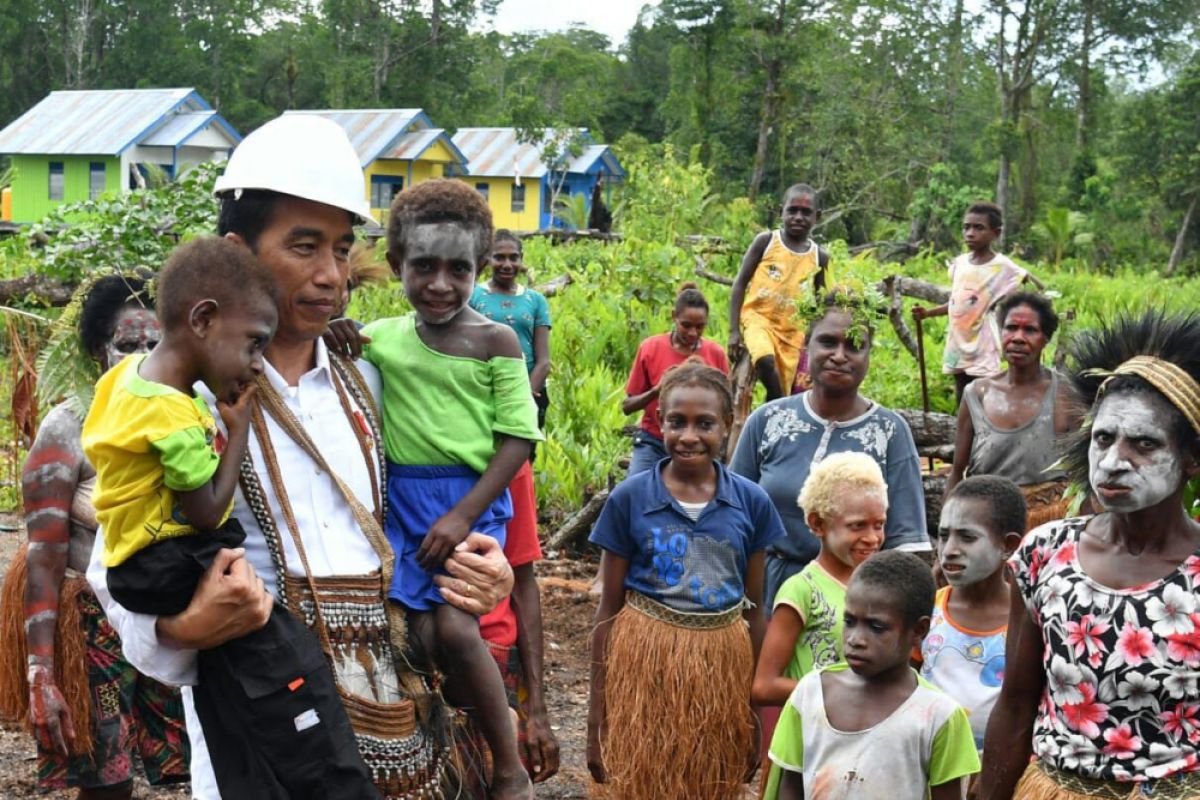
[597,600,754,800]
[0,543,94,756]
[1023,480,1072,532]
[1014,761,1200,800]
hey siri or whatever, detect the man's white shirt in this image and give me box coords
[87,341,384,798]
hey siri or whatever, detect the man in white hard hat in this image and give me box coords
[89,115,514,799]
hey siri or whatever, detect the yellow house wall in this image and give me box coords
[460,177,541,232]
[364,158,452,220]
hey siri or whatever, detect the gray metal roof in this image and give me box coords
[282,109,427,168]
[452,128,621,178]
[140,111,220,147]
[0,88,210,155]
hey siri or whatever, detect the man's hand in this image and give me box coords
[525,706,561,782]
[323,318,370,360]
[28,664,75,755]
[912,305,928,321]
[434,533,514,615]
[156,548,272,650]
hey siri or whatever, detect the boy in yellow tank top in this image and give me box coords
[729,184,831,400]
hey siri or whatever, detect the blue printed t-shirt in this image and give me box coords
[588,461,786,613]
[729,392,928,567]
[470,284,551,375]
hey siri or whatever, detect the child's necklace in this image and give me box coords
[670,331,700,353]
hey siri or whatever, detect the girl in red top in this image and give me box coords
[623,282,730,475]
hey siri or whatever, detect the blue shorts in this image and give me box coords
[385,463,511,611]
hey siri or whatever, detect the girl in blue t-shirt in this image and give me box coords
[587,361,786,800]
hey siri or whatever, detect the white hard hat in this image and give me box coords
[213,115,372,224]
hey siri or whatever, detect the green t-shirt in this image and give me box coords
[360,314,542,473]
[764,665,980,799]
[774,561,848,681]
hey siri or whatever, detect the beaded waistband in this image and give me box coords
[1038,761,1200,799]
[625,591,747,630]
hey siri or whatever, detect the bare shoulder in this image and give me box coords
[30,403,85,455]
[480,314,522,360]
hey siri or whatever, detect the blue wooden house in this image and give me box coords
[450,128,624,231]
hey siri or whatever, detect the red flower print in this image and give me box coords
[1116,622,1156,667]
[1183,556,1200,581]
[1101,724,1142,759]
[1161,704,1200,740]
[1062,682,1109,739]
[1166,629,1200,666]
[1054,541,1076,565]
[1066,614,1110,659]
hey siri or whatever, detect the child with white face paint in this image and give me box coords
[920,476,1025,755]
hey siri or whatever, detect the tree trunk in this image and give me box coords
[940,0,966,159]
[748,0,786,203]
[894,409,957,448]
[1167,194,1197,275]
[747,62,779,203]
[1075,0,1093,152]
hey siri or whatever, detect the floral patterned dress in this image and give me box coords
[1011,517,1200,783]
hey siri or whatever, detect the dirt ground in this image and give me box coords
[0,511,599,799]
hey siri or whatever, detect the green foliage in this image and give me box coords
[26,162,222,282]
[907,164,990,252]
[1031,207,1094,266]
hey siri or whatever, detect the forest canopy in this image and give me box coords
[0,0,1197,271]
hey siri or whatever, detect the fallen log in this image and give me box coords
[546,487,612,552]
[535,273,573,297]
[0,274,75,307]
[894,408,957,448]
[693,254,734,286]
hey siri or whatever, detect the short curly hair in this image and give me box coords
[996,291,1059,341]
[79,271,155,362]
[850,550,936,628]
[967,201,1003,231]
[945,475,1027,540]
[798,452,888,524]
[156,237,277,330]
[387,179,494,267]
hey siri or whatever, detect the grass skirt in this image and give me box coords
[0,543,94,755]
[598,595,754,800]
[1015,761,1200,800]
[1023,479,1072,532]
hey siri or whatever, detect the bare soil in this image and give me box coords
[0,512,598,799]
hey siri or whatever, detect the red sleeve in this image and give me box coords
[701,340,730,374]
[625,337,652,396]
[502,461,542,568]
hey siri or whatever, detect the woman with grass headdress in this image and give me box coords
[982,310,1200,800]
[0,272,190,798]
[730,286,931,612]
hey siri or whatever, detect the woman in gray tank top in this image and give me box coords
[946,293,1079,529]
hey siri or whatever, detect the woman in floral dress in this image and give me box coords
[982,310,1200,800]
[729,289,930,611]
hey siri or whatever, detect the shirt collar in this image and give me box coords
[642,459,744,514]
[263,338,333,393]
[802,391,877,428]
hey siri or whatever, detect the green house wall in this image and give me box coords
[10,154,121,222]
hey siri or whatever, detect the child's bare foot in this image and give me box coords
[490,768,533,799]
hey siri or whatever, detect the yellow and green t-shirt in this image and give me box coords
[82,355,230,567]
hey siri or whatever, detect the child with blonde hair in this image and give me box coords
[752,452,888,795]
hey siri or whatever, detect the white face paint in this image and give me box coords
[400,222,480,325]
[1088,392,1184,513]
[936,496,1007,587]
